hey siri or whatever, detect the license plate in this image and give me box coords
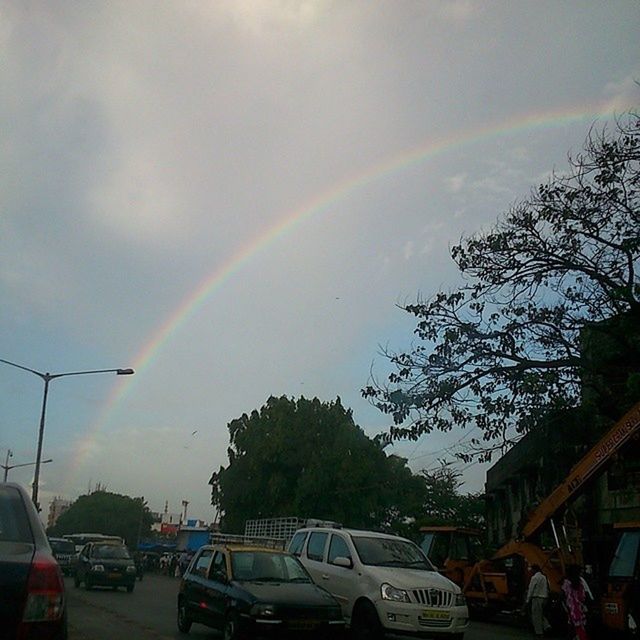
[108,573,120,579]
[422,609,450,620]
[289,620,319,630]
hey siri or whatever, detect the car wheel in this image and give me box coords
[177,599,192,634]
[223,611,244,640]
[126,583,135,593]
[351,601,383,640]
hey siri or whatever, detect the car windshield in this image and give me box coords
[50,539,75,554]
[231,551,311,583]
[93,544,131,560]
[609,532,640,578]
[352,536,435,570]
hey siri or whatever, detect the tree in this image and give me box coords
[209,396,427,533]
[49,491,153,548]
[363,114,640,459]
[418,467,484,529]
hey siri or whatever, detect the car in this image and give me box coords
[289,525,469,639]
[74,540,137,592]
[0,482,68,639]
[177,544,346,638]
[48,537,77,576]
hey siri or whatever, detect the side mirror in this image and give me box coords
[333,556,353,569]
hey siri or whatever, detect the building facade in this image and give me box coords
[47,496,72,529]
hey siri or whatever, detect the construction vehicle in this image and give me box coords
[601,522,640,635]
[419,401,640,621]
[419,526,484,588]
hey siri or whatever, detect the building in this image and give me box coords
[485,406,640,579]
[485,314,640,577]
[176,520,211,551]
[47,496,72,529]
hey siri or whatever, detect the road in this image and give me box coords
[65,574,535,640]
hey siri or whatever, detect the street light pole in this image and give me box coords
[3,449,12,482]
[2,456,52,482]
[0,358,134,509]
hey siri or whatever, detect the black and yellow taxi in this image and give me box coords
[177,544,345,638]
[74,541,137,592]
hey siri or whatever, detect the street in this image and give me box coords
[65,574,534,640]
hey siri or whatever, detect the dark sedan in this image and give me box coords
[177,544,345,638]
[74,541,137,592]
[0,482,67,639]
[48,537,77,576]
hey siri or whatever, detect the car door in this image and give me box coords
[321,533,357,617]
[302,531,329,583]
[184,548,214,625]
[204,550,230,629]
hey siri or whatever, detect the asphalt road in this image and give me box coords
[65,574,535,640]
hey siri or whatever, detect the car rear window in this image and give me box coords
[0,486,33,543]
[50,539,76,554]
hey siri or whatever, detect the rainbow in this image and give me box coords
[63,100,633,490]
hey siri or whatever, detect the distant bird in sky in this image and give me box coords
[191,430,198,436]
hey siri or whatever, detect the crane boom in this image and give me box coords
[520,401,640,541]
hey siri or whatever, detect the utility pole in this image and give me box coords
[3,449,12,482]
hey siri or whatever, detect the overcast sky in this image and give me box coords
[1,1,638,523]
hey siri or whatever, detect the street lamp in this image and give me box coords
[0,358,134,509]
[2,450,53,482]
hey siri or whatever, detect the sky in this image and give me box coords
[1,1,638,524]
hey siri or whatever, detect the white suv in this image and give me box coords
[289,526,469,639]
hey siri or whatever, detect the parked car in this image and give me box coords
[177,544,346,638]
[48,537,77,576]
[74,540,137,592]
[0,482,68,639]
[289,525,469,639]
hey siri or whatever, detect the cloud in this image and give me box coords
[603,74,640,112]
[445,173,467,193]
[403,241,415,261]
[434,0,477,23]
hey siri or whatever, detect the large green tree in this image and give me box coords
[418,467,484,529]
[48,491,153,548]
[363,114,640,459]
[209,396,427,533]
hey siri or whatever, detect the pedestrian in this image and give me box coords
[159,553,168,574]
[562,564,592,640]
[179,551,190,576]
[526,564,550,637]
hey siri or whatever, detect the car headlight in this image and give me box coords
[454,592,466,606]
[251,604,276,617]
[126,565,137,573]
[92,564,105,572]
[381,583,411,603]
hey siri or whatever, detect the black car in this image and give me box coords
[177,544,346,638]
[48,537,77,576]
[0,482,68,639]
[74,541,137,592]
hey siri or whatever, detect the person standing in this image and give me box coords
[526,564,550,637]
[562,564,591,640]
